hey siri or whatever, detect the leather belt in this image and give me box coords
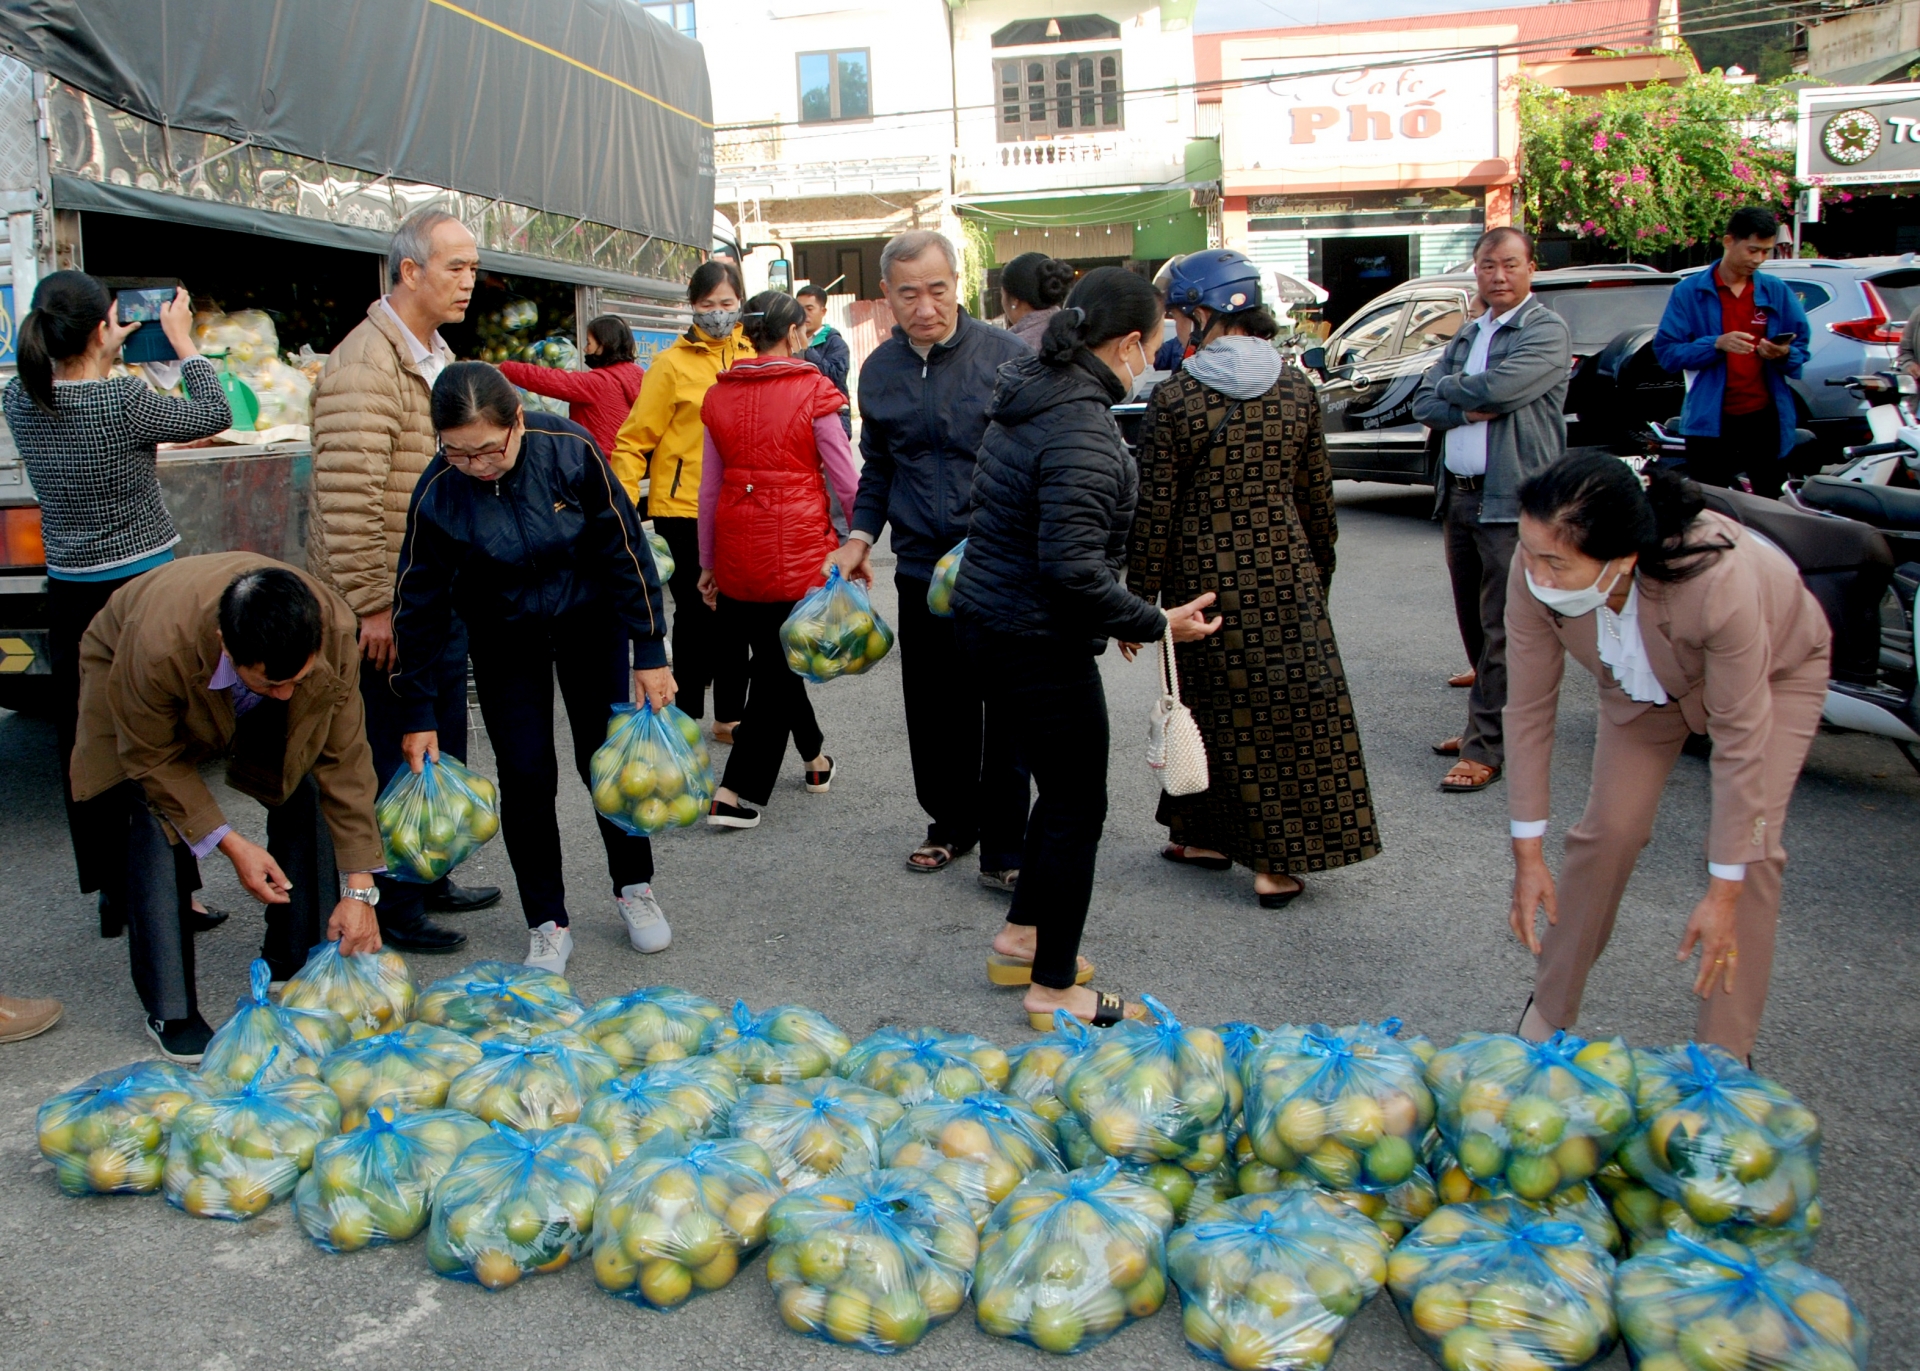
[1448,473,1486,492]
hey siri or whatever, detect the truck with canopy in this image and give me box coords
[0,0,715,712]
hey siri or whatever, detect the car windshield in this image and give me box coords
[1535,283,1674,350]
[1869,269,1920,323]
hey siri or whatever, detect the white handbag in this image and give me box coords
[1146,623,1210,797]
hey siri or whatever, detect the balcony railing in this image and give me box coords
[715,153,948,203]
[955,132,1189,197]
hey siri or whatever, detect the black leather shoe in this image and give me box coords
[188,904,231,935]
[379,917,468,953]
[424,879,503,914]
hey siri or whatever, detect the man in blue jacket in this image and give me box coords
[829,230,1032,884]
[1652,206,1810,496]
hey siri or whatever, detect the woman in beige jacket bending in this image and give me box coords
[1504,453,1829,1060]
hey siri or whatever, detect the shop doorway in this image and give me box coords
[1317,235,1410,330]
[794,239,887,301]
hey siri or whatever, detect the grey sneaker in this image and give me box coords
[617,883,672,953]
[525,920,574,974]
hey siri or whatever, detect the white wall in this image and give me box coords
[701,0,956,168]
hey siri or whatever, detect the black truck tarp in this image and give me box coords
[0,0,714,249]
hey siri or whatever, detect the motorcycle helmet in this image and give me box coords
[1163,249,1264,316]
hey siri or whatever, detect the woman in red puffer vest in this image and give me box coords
[696,290,860,830]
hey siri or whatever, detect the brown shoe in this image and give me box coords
[0,994,64,1043]
[1449,669,1477,688]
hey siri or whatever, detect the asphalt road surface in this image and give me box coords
[1,484,1913,1371]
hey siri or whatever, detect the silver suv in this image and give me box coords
[1676,256,1920,455]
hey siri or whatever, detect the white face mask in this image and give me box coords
[1525,558,1627,617]
[1120,339,1155,402]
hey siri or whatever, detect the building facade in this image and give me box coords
[1198,0,1687,325]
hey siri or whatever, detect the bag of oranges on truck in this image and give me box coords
[428,1122,612,1289]
[164,1051,343,1221]
[972,1160,1175,1354]
[780,566,895,682]
[38,1061,206,1196]
[294,1107,489,1253]
[590,702,716,836]
[374,753,500,884]
[278,940,417,1039]
[591,1135,784,1309]
[764,1168,978,1353]
[1168,1189,1393,1371]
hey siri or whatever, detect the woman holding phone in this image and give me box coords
[2,272,231,919]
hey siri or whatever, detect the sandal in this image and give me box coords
[1028,991,1144,1032]
[907,842,956,872]
[978,868,1019,894]
[1440,759,1501,793]
[1449,669,1477,688]
[1432,736,1463,756]
[1161,844,1231,872]
[987,953,1094,987]
[1256,875,1304,910]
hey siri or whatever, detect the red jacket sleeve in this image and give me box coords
[497,360,614,405]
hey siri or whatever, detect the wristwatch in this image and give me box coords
[340,879,380,908]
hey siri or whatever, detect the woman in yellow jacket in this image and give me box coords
[612,259,752,732]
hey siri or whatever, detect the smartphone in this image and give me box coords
[1769,333,1797,345]
[114,284,179,363]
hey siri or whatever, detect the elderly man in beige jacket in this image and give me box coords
[309,207,495,951]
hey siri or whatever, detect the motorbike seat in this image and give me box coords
[1702,485,1890,571]
[1799,475,1920,533]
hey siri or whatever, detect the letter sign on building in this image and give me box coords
[1227,54,1499,177]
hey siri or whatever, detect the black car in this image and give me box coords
[1299,266,1683,484]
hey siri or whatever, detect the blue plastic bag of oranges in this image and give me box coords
[374,752,499,883]
[780,566,894,682]
[590,702,716,836]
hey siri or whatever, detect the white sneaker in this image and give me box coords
[617,883,672,953]
[525,920,574,974]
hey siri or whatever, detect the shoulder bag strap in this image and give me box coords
[1161,620,1181,705]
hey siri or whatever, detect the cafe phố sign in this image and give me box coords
[1798,82,1920,186]
[1230,53,1500,177]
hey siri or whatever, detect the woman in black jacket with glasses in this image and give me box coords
[393,362,673,978]
[953,267,1220,1030]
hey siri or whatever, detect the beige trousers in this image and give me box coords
[1533,659,1827,1059]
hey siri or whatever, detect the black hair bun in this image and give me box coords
[1037,306,1088,366]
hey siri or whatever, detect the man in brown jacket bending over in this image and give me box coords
[309,206,495,952]
[71,555,385,1061]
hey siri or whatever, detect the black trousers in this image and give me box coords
[1684,401,1785,497]
[362,617,469,927]
[717,594,824,806]
[1441,486,1520,770]
[108,775,337,1019]
[652,516,747,722]
[963,624,1106,992]
[48,570,198,910]
[896,571,1031,870]
[468,605,652,929]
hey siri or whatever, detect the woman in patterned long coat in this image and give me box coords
[1127,269,1380,906]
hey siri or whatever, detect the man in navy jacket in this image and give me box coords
[830,230,1032,884]
[1653,206,1810,496]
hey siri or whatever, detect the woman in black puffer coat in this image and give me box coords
[953,267,1220,1030]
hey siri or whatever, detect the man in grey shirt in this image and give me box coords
[1412,227,1571,793]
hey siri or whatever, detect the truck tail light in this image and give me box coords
[1828,282,1903,344]
[0,506,45,569]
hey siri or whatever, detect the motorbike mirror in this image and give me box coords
[1301,346,1327,373]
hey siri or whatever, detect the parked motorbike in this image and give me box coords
[1699,478,1919,774]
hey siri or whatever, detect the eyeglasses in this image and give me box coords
[438,441,512,465]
